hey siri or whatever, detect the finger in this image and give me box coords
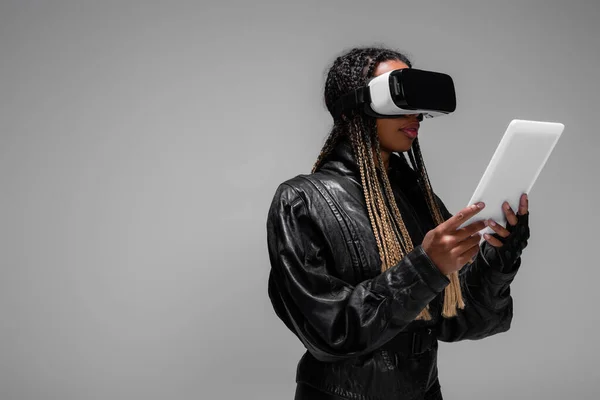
[443,202,485,231]
[456,233,482,259]
[485,219,510,238]
[503,201,518,226]
[483,232,504,247]
[518,193,528,216]
[454,220,487,242]
[464,243,481,265]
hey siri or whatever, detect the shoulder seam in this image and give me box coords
[280,182,307,209]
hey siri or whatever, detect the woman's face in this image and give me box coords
[372,59,422,153]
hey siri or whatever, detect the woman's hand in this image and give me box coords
[422,202,488,276]
[482,193,529,248]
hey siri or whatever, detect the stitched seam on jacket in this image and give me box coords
[331,178,372,278]
[298,176,393,344]
[299,175,362,282]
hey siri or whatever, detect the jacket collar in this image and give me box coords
[319,135,420,188]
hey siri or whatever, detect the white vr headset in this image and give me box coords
[331,68,457,121]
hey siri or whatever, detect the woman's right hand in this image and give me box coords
[421,202,488,276]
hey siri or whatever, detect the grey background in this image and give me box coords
[1,0,598,399]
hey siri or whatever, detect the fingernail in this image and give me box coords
[489,220,496,226]
[477,202,485,208]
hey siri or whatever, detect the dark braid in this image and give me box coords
[311,45,465,320]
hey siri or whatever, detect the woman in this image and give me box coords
[266,46,530,400]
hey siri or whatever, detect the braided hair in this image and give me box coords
[312,46,465,320]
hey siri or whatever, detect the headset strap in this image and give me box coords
[331,86,371,120]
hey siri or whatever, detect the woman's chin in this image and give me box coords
[378,137,414,153]
[390,142,413,153]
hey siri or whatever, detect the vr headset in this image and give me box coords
[331,68,457,121]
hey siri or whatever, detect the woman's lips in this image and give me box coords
[401,128,418,138]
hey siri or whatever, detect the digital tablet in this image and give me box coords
[456,119,564,241]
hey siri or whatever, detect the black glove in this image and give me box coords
[484,211,530,272]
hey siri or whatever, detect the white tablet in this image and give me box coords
[456,119,564,241]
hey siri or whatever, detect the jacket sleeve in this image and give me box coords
[266,183,451,362]
[432,193,524,342]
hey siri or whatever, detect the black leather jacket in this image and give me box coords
[266,136,530,400]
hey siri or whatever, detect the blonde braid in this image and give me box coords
[347,116,433,320]
[409,138,465,317]
[372,144,430,319]
[362,128,397,269]
[350,128,387,267]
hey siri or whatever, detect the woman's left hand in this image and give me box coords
[483,193,529,248]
